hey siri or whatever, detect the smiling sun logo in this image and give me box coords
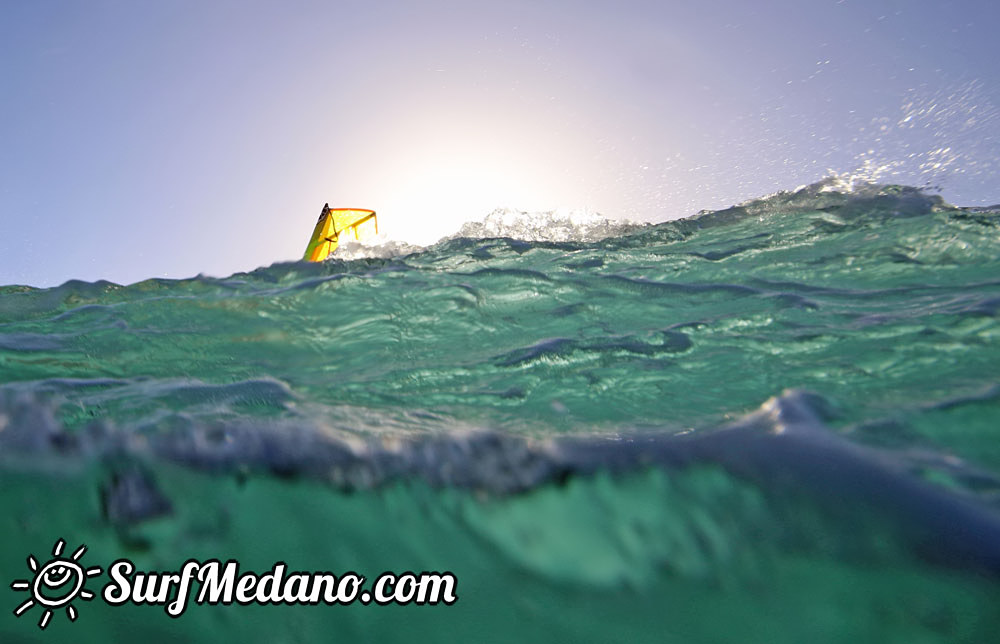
[10,538,102,630]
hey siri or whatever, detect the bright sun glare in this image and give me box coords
[331,99,588,247]
[372,151,581,246]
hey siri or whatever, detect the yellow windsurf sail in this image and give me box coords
[303,204,378,262]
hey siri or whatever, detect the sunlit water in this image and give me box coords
[2,179,998,642]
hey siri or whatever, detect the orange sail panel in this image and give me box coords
[303,205,378,262]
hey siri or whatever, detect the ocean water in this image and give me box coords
[2,179,999,642]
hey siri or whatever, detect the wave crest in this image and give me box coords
[450,207,646,243]
[327,207,647,261]
[331,235,425,260]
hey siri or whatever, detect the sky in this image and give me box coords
[2,0,999,287]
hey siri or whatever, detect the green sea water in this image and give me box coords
[2,180,999,642]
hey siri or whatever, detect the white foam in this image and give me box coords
[331,234,425,260]
[449,207,645,243]
[326,208,645,262]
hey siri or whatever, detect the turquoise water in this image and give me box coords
[2,179,999,641]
